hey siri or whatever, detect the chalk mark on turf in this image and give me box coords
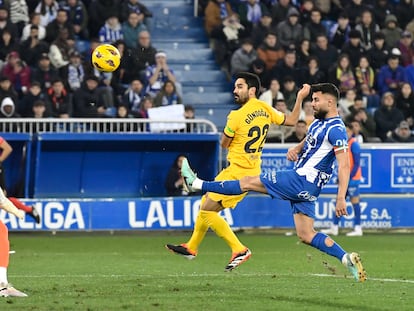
[10,273,414,284]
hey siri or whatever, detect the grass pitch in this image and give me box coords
[2,232,413,310]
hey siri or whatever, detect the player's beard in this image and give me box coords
[234,93,249,105]
[314,109,328,120]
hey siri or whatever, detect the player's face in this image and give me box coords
[311,91,329,119]
[233,78,250,105]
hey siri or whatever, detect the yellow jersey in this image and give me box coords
[223,98,285,172]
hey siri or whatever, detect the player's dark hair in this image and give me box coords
[234,72,261,97]
[311,83,340,103]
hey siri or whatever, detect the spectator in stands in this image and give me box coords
[9,0,29,37]
[354,10,379,51]
[19,25,50,67]
[367,31,389,73]
[0,29,18,62]
[164,154,189,196]
[122,11,146,49]
[248,57,270,90]
[377,53,407,95]
[344,0,370,28]
[0,76,18,105]
[153,80,182,107]
[48,27,75,72]
[374,0,395,29]
[1,55,31,99]
[281,75,298,111]
[121,0,153,31]
[259,77,283,106]
[62,0,89,40]
[0,6,18,45]
[295,38,310,69]
[386,120,414,142]
[35,0,59,28]
[184,104,196,132]
[46,78,72,118]
[395,0,414,31]
[230,38,257,76]
[21,12,46,41]
[303,9,327,48]
[312,34,339,77]
[352,108,377,141]
[210,13,248,74]
[122,79,144,117]
[299,55,325,86]
[145,50,177,97]
[275,7,302,51]
[115,103,132,118]
[204,0,233,36]
[250,11,274,49]
[73,75,109,117]
[18,81,45,117]
[299,0,314,26]
[270,98,294,140]
[354,55,380,109]
[237,0,268,34]
[30,53,58,92]
[340,29,365,68]
[270,0,294,27]
[328,12,351,51]
[338,88,357,118]
[45,8,73,44]
[346,92,365,117]
[98,14,123,44]
[122,30,156,84]
[256,31,285,71]
[382,14,402,50]
[394,82,414,125]
[271,49,299,86]
[285,119,307,143]
[65,50,85,92]
[397,30,414,67]
[374,92,405,141]
[404,53,414,90]
[30,99,49,118]
[136,95,152,131]
[87,0,120,38]
[0,97,19,118]
[299,99,314,127]
[328,53,356,98]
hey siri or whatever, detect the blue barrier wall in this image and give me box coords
[2,195,412,230]
[3,133,220,198]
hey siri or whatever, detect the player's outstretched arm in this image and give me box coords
[284,84,311,126]
[335,150,350,217]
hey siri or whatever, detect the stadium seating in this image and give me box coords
[142,0,233,126]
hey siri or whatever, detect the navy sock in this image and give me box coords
[201,180,243,195]
[310,232,346,261]
[353,202,361,225]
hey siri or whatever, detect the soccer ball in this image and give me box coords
[91,44,121,72]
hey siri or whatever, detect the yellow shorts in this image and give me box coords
[202,165,259,209]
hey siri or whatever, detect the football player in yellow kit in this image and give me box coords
[166,72,311,271]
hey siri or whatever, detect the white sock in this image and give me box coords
[341,253,348,266]
[192,178,203,190]
[0,267,8,285]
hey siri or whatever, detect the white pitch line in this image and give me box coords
[9,273,414,284]
[311,273,414,284]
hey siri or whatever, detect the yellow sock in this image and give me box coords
[186,212,209,252]
[199,210,246,253]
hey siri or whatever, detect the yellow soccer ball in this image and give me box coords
[91,44,121,72]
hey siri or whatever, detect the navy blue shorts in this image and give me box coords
[260,170,322,219]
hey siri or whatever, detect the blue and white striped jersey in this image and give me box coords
[295,116,348,188]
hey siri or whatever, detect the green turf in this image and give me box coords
[2,232,413,310]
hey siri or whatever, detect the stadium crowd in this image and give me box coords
[201,0,414,142]
[0,0,413,142]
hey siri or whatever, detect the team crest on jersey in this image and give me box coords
[306,134,316,147]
